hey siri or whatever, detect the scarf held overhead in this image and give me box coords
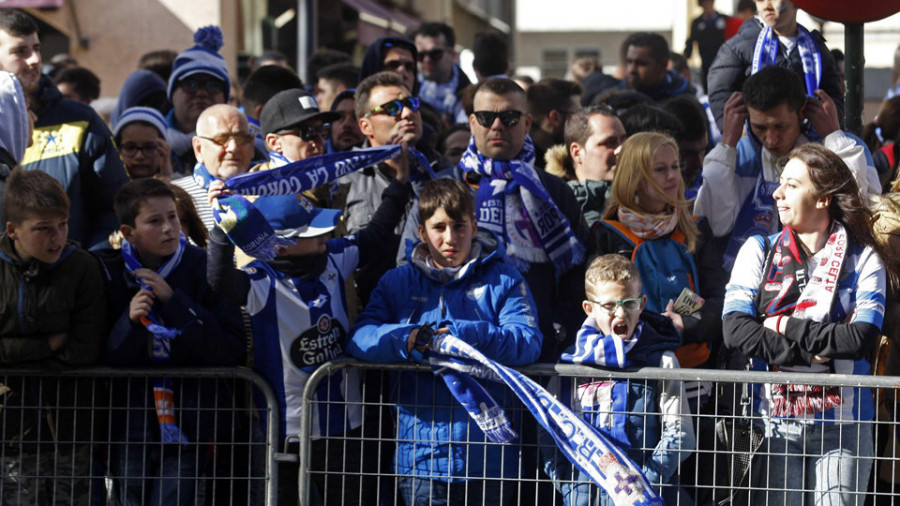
[210,145,434,260]
[427,334,662,506]
[459,134,584,276]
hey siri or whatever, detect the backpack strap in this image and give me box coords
[880,144,897,170]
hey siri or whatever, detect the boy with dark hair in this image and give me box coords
[53,66,101,104]
[0,168,106,504]
[206,160,414,504]
[347,177,542,505]
[543,254,694,506]
[97,177,245,505]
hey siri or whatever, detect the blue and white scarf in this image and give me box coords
[210,145,434,260]
[418,66,461,117]
[459,135,585,276]
[121,234,190,446]
[428,334,662,506]
[751,24,822,97]
[562,317,643,369]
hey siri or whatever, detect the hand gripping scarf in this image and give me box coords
[751,24,822,98]
[121,234,190,446]
[756,222,848,417]
[459,134,585,276]
[424,334,662,506]
[203,145,435,260]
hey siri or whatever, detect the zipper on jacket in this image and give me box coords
[16,277,25,331]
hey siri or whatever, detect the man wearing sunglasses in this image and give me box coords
[462,78,589,363]
[172,105,255,230]
[335,72,430,305]
[411,22,471,125]
[254,89,340,205]
[359,36,419,96]
[165,26,231,171]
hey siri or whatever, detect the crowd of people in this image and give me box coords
[0,0,899,504]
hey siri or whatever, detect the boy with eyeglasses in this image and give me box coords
[542,253,694,506]
[114,106,176,179]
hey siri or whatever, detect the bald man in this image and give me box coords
[172,104,255,229]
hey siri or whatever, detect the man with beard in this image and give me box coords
[165,26,231,171]
[0,9,127,249]
[411,22,471,125]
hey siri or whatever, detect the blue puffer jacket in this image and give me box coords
[347,231,542,481]
[21,75,128,249]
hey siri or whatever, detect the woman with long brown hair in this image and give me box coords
[723,143,885,504]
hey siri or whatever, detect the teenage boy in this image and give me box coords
[96,178,246,505]
[0,169,106,504]
[543,254,695,505]
[347,178,542,505]
[205,159,413,505]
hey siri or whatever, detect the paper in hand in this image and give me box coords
[673,287,705,315]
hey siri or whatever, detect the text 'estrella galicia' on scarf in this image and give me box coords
[426,334,662,506]
[121,233,190,446]
[206,145,435,261]
[459,134,585,276]
[751,25,822,97]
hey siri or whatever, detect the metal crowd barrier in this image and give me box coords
[0,367,279,506]
[297,358,900,506]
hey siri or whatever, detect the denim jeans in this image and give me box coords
[109,443,200,506]
[751,419,873,506]
[397,476,513,506]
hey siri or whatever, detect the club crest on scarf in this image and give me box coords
[460,134,584,276]
[424,334,662,505]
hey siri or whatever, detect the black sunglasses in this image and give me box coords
[417,48,445,61]
[383,60,416,73]
[473,110,523,127]
[365,97,421,118]
[178,78,227,95]
[282,124,332,142]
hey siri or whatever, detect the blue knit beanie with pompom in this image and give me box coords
[167,26,230,101]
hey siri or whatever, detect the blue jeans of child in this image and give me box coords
[751,419,873,506]
[109,443,200,506]
[398,477,512,506]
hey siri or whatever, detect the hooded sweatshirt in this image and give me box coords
[110,70,168,128]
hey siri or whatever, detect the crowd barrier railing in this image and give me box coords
[298,358,900,506]
[0,366,280,506]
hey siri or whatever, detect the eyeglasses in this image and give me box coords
[588,297,643,315]
[365,97,421,118]
[119,143,159,157]
[178,78,227,95]
[472,110,523,128]
[417,48,445,61]
[383,60,416,73]
[282,124,332,142]
[197,132,254,147]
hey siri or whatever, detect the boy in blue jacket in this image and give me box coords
[97,178,246,505]
[543,254,695,505]
[347,178,542,505]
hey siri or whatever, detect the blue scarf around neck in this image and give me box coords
[751,24,821,97]
[459,134,584,276]
[121,233,190,446]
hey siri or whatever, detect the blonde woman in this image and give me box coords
[591,131,727,396]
